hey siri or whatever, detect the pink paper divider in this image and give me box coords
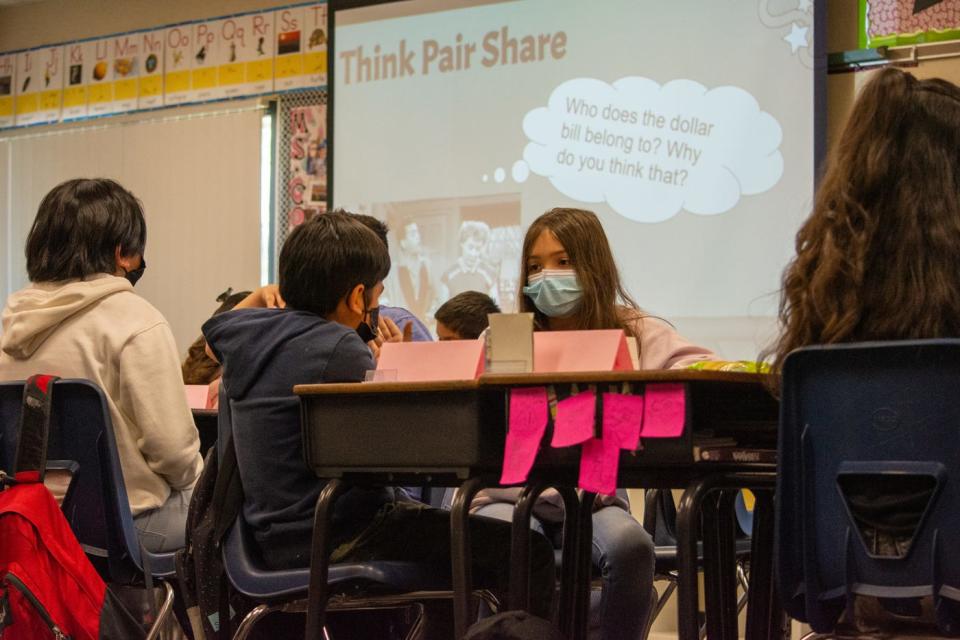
[534,330,632,372]
[500,386,549,485]
[184,385,209,410]
[641,383,686,438]
[551,389,596,447]
[602,393,644,450]
[377,340,484,382]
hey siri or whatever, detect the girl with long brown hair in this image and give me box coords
[474,207,714,639]
[767,67,960,630]
[768,67,960,372]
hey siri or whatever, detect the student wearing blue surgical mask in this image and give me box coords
[472,207,715,640]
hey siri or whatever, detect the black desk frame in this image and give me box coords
[297,371,785,640]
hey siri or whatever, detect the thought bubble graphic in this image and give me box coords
[521,77,784,223]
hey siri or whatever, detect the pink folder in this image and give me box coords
[376,340,485,382]
[533,330,633,372]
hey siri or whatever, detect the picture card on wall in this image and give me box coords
[302,4,327,87]
[62,42,88,120]
[138,29,164,109]
[15,46,63,126]
[191,20,223,102]
[0,53,15,128]
[275,4,327,90]
[274,6,305,90]
[217,11,275,98]
[110,33,141,112]
[164,24,192,105]
[86,38,118,116]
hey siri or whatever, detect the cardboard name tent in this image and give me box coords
[375,340,484,382]
[184,384,210,410]
[533,329,633,372]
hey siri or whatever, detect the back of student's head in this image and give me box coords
[26,178,146,282]
[350,213,390,249]
[769,68,960,372]
[519,208,639,335]
[435,291,501,339]
[279,211,390,316]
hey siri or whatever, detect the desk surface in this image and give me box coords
[297,370,778,484]
[294,369,772,395]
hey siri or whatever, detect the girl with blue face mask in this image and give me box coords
[474,207,715,640]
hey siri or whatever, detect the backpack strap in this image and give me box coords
[12,374,59,484]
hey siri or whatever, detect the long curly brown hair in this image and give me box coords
[518,208,643,338]
[766,68,960,374]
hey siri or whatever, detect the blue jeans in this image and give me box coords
[474,502,655,640]
[134,487,193,552]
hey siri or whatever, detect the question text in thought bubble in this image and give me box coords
[521,77,784,223]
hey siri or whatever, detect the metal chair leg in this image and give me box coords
[451,476,483,639]
[573,491,595,640]
[144,581,175,640]
[233,604,273,640]
[305,479,350,639]
[556,487,580,638]
[744,488,788,639]
[510,481,550,611]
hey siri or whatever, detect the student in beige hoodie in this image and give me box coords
[0,178,203,552]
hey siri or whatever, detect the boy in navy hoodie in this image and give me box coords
[203,212,553,616]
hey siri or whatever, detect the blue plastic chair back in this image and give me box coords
[777,340,960,634]
[0,379,175,582]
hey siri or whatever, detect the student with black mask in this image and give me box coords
[203,211,555,617]
[0,178,203,552]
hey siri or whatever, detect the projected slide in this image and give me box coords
[333,0,817,357]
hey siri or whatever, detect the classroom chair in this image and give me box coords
[0,379,177,639]
[778,340,960,636]
[643,488,753,637]
[215,385,477,639]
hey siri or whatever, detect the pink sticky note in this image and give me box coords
[602,393,644,450]
[377,340,484,382]
[578,437,620,496]
[552,389,596,447]
[641,383,686,438]
[500,386,549,485]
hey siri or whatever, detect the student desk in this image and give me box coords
[296,370,781,640]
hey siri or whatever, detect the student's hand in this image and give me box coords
[367,339,381,361]
[236,285,286,309]
[378,316,408,343]
[260,285,286,308]
[377,316,403,344]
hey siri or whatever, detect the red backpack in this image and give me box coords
[0,375,143,640]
